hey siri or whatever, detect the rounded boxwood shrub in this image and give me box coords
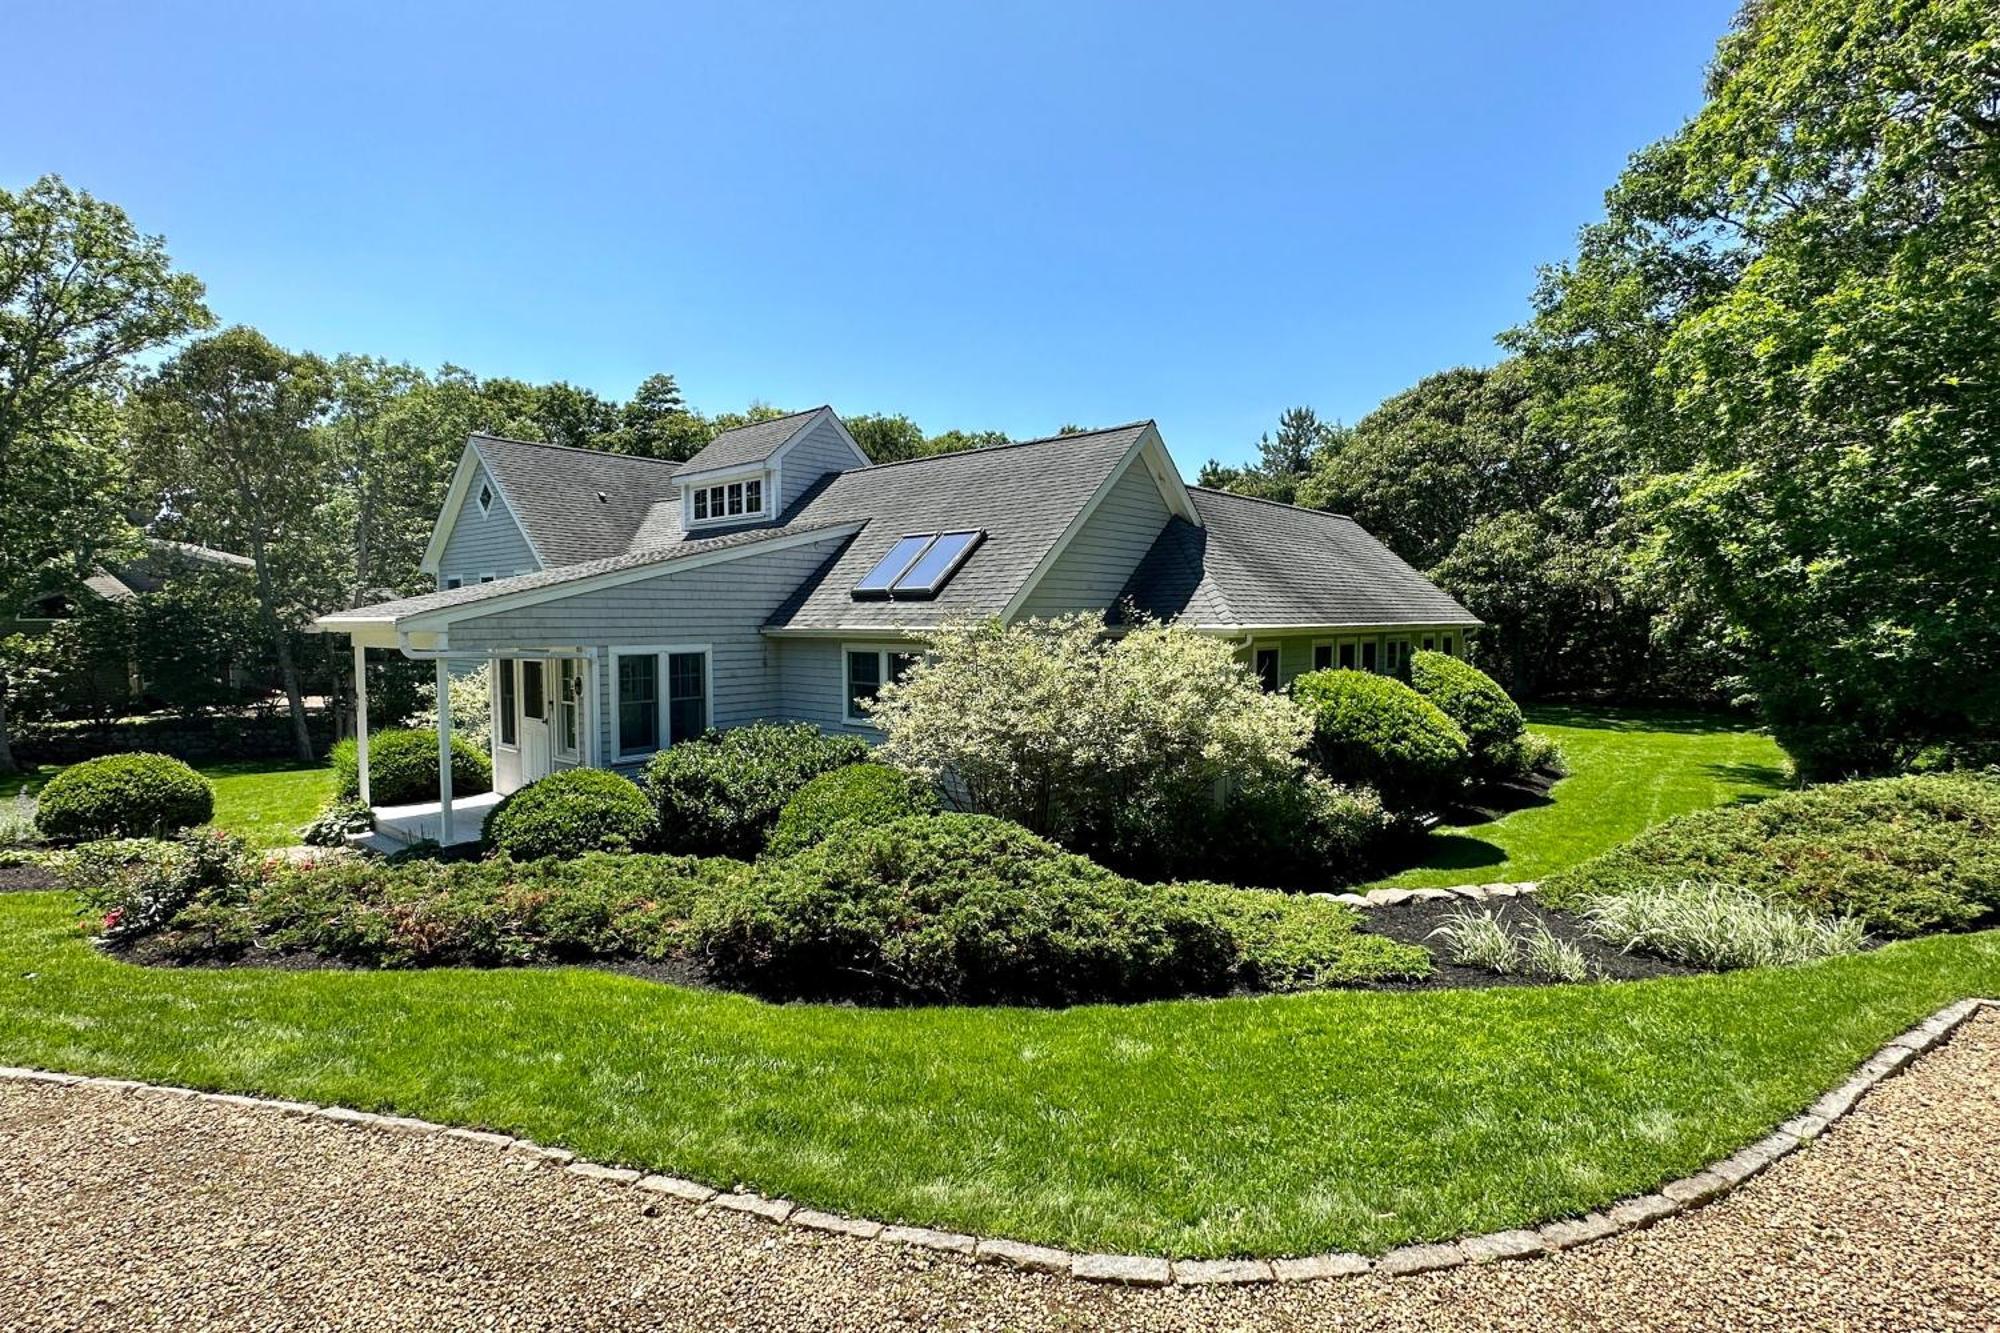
[1408,650,1526,778]
[647,722,870,859]
[1291,669,1469,816]
[690,813,1429,1004]
[34,752,214,841]
[483,768,657,861]
[765,763,937,857]
[1541,774,2000,938]
[330,728,492,807]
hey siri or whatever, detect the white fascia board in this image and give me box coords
[1183,618,1485,633]
[418,444,481,575]
[395,523,865,632]
[1000,424,1194,622]
[419,439,549,575]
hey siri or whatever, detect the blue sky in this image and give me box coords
[5,1,1735,471]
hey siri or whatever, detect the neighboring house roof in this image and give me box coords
[468,434,687,568]
[763,422,1171,632]
[81,540,255,603]
[1115,488,1480,630]
[670,406,829,479]
[319,519,862,631]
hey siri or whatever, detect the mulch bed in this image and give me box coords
[0,863,62,893]
[1356,895,1701,990]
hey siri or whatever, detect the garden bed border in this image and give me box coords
[2,995,1990,1287]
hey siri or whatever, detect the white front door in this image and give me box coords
[519,658,552,784]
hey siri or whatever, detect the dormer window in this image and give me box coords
[690,476,766,524]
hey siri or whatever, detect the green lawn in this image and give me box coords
[1373,705,1791,888]
[2,889,1992,1258]
[1,757,332,850]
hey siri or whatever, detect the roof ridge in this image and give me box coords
[703,404,827,439]
[1188,485,1356,523]
[845,420,1154,476]
[470,432,688,469]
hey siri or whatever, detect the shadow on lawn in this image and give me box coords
[1703,760,1793,800]
[1524,703,1764,735]
[1377,832,1507,875]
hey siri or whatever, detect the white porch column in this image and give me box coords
[352,644,371,807]
[436,658,455,843]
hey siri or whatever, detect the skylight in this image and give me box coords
[891,530,983,597]
[852,534,937,598]
[851,530,985,600]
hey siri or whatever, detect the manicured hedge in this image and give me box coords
[1541,774,2000,938]
[691,813,1430,1004]
[484,769,657,861]
[765,764,937,857]
[1408,651,1526,778]
[1292,669,1468,815]
[647,722,869,859]
[33,752,214,842]
[330,728,492,807]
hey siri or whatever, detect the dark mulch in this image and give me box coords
[0,863,62,893]
[1356,894,1702,990]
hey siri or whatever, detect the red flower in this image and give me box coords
[103,908,124,930]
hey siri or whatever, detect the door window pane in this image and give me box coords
[497,659,517,746]
[521,660,545,721]
[846,650,882,720]
[668,652,707,743]
[618,655,658,753]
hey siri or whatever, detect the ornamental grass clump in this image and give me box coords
[1583,880,1867,971]
[1429,907,1594,982]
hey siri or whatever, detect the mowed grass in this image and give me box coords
[0,757,332,849]
[1374,705,1791,889]
[2,890,1992,1258]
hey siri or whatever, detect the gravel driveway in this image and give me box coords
[4,1012,1996,1332]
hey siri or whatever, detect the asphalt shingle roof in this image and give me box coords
[1115,488,1480,629]
[321,521,858,626]
[470,434,687,568]
[764,423,1154,631]
[670,407,826,479]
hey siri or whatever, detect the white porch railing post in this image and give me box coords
[352,643,371,808]
[436,658,455,843]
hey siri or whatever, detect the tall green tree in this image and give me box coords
[132,328,336,762]
[1200,405,1342,503]
[0,175,210,772]
[1521,0,2000,774]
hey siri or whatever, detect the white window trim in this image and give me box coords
[843,642,919,726]
[683,467,772,529]
[611,643,713,759]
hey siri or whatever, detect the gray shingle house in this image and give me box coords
[316,406,1477,840]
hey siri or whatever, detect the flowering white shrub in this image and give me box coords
[869,615,1372,881]
[405,668,493,755]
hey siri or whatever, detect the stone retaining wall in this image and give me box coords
[4,997,1988,1289]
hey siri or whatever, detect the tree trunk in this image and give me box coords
[246,531,317,764]
[0,677,17,777]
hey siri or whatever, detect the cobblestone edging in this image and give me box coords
[2,998,1990,1289]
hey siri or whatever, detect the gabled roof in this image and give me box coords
[468,434,687,568]
[319,520,861,632]
[762,422,1174,632]
[1115,488,1480,630]
[670,406,829,479]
